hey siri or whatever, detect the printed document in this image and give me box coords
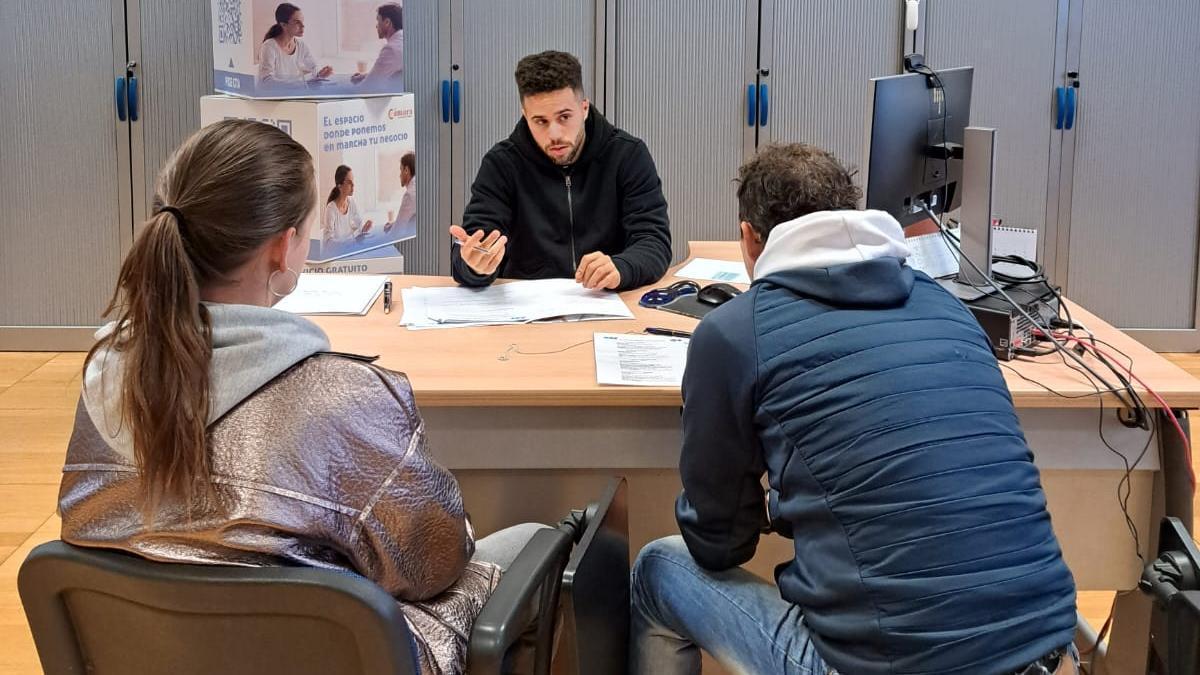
[274,274,387,315]
[593,332,689,387]
[401,278,634,329]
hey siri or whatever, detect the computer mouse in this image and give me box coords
[696,282,743,306]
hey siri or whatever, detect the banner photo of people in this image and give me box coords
[213,0,404,98]
[314,100,418,262]
[200,94,417,263]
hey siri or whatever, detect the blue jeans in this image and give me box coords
[630,536,832,675]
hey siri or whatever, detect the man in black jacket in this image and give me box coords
[449,51,671,291]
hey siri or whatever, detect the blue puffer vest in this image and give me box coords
[676,255,1076,675]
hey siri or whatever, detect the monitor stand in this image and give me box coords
[938,277,993,302]
[946,126,999,304]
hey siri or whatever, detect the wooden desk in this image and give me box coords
[316,242,1200,410]
[312,241,1200,675]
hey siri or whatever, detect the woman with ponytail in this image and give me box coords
[255,3,332,89]
[60,119,540,674]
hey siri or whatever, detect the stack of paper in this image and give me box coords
[274,274,388,315]
[400,278,634,329]
[594,332,689,387]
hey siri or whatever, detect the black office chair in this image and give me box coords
[555,477,631,675]
[1140,517,1200,675]
[18,527,573,675]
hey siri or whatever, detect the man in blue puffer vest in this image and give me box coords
[631,144,1078,675]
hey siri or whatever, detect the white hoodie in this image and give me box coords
[752,209,911,280]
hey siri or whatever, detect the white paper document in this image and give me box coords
[905,226,1040,280]
[400,278,634,329]
[674,258,751,285]
[274,273,387,315]
[593,332,689,387]
[905,231,959,279]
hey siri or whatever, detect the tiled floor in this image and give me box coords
[0,351,1198,673]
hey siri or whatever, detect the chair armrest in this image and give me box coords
[468,527,572,675]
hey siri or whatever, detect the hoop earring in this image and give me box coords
[268,267,300,298]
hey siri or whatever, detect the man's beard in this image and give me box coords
[546,128,586,166]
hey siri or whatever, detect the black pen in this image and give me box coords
[383,281,393,314]
[644,327,691,338]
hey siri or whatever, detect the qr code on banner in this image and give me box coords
[217,0,242,44]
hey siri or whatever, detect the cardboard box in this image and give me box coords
[200,94,418,263]
[305,248,405,274]
[212,0,405,99]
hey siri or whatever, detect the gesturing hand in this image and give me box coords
[449,224,507,276]
[575,252,621,290]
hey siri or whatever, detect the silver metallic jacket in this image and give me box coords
[59,355,499,674]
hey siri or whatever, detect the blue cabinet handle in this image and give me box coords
[758,83,770,126]
[115,77,127,122]
[127,76,139,122]
[1054,87,1066,129]
[451,80,461,123]
[441,79,450,123]
[746,84,757,127]
[1064,86,1077,130]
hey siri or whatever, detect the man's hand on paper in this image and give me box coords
[449,224,507,276]
[576,251,621,290]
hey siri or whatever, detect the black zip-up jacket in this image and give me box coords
[451,109,671,291]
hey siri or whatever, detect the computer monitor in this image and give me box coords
[863,66,974,227]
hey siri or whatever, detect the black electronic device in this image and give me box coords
[696,282,742,306]
[863,66,974,227]
[657,282,743,320]
[964,281,1058,361]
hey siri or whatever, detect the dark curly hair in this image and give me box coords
[377,4,402,32]
[736,143,862,241]
[514,50,584,100]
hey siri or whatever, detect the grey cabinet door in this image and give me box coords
[611,0,759,262]
[1062,0,1200,349]
[923,0,1064,266]
[128,0,214,225]
[759,0,903,173]
[0,0,130,340]
[451,0,599,271]
[390,0,449,275]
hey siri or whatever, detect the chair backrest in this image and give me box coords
[18,541,419,675]
[1144,517,1200,675]
[1167,591,1200,675]
[559,477,631,675]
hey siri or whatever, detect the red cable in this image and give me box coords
[1049,332,1195,488]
